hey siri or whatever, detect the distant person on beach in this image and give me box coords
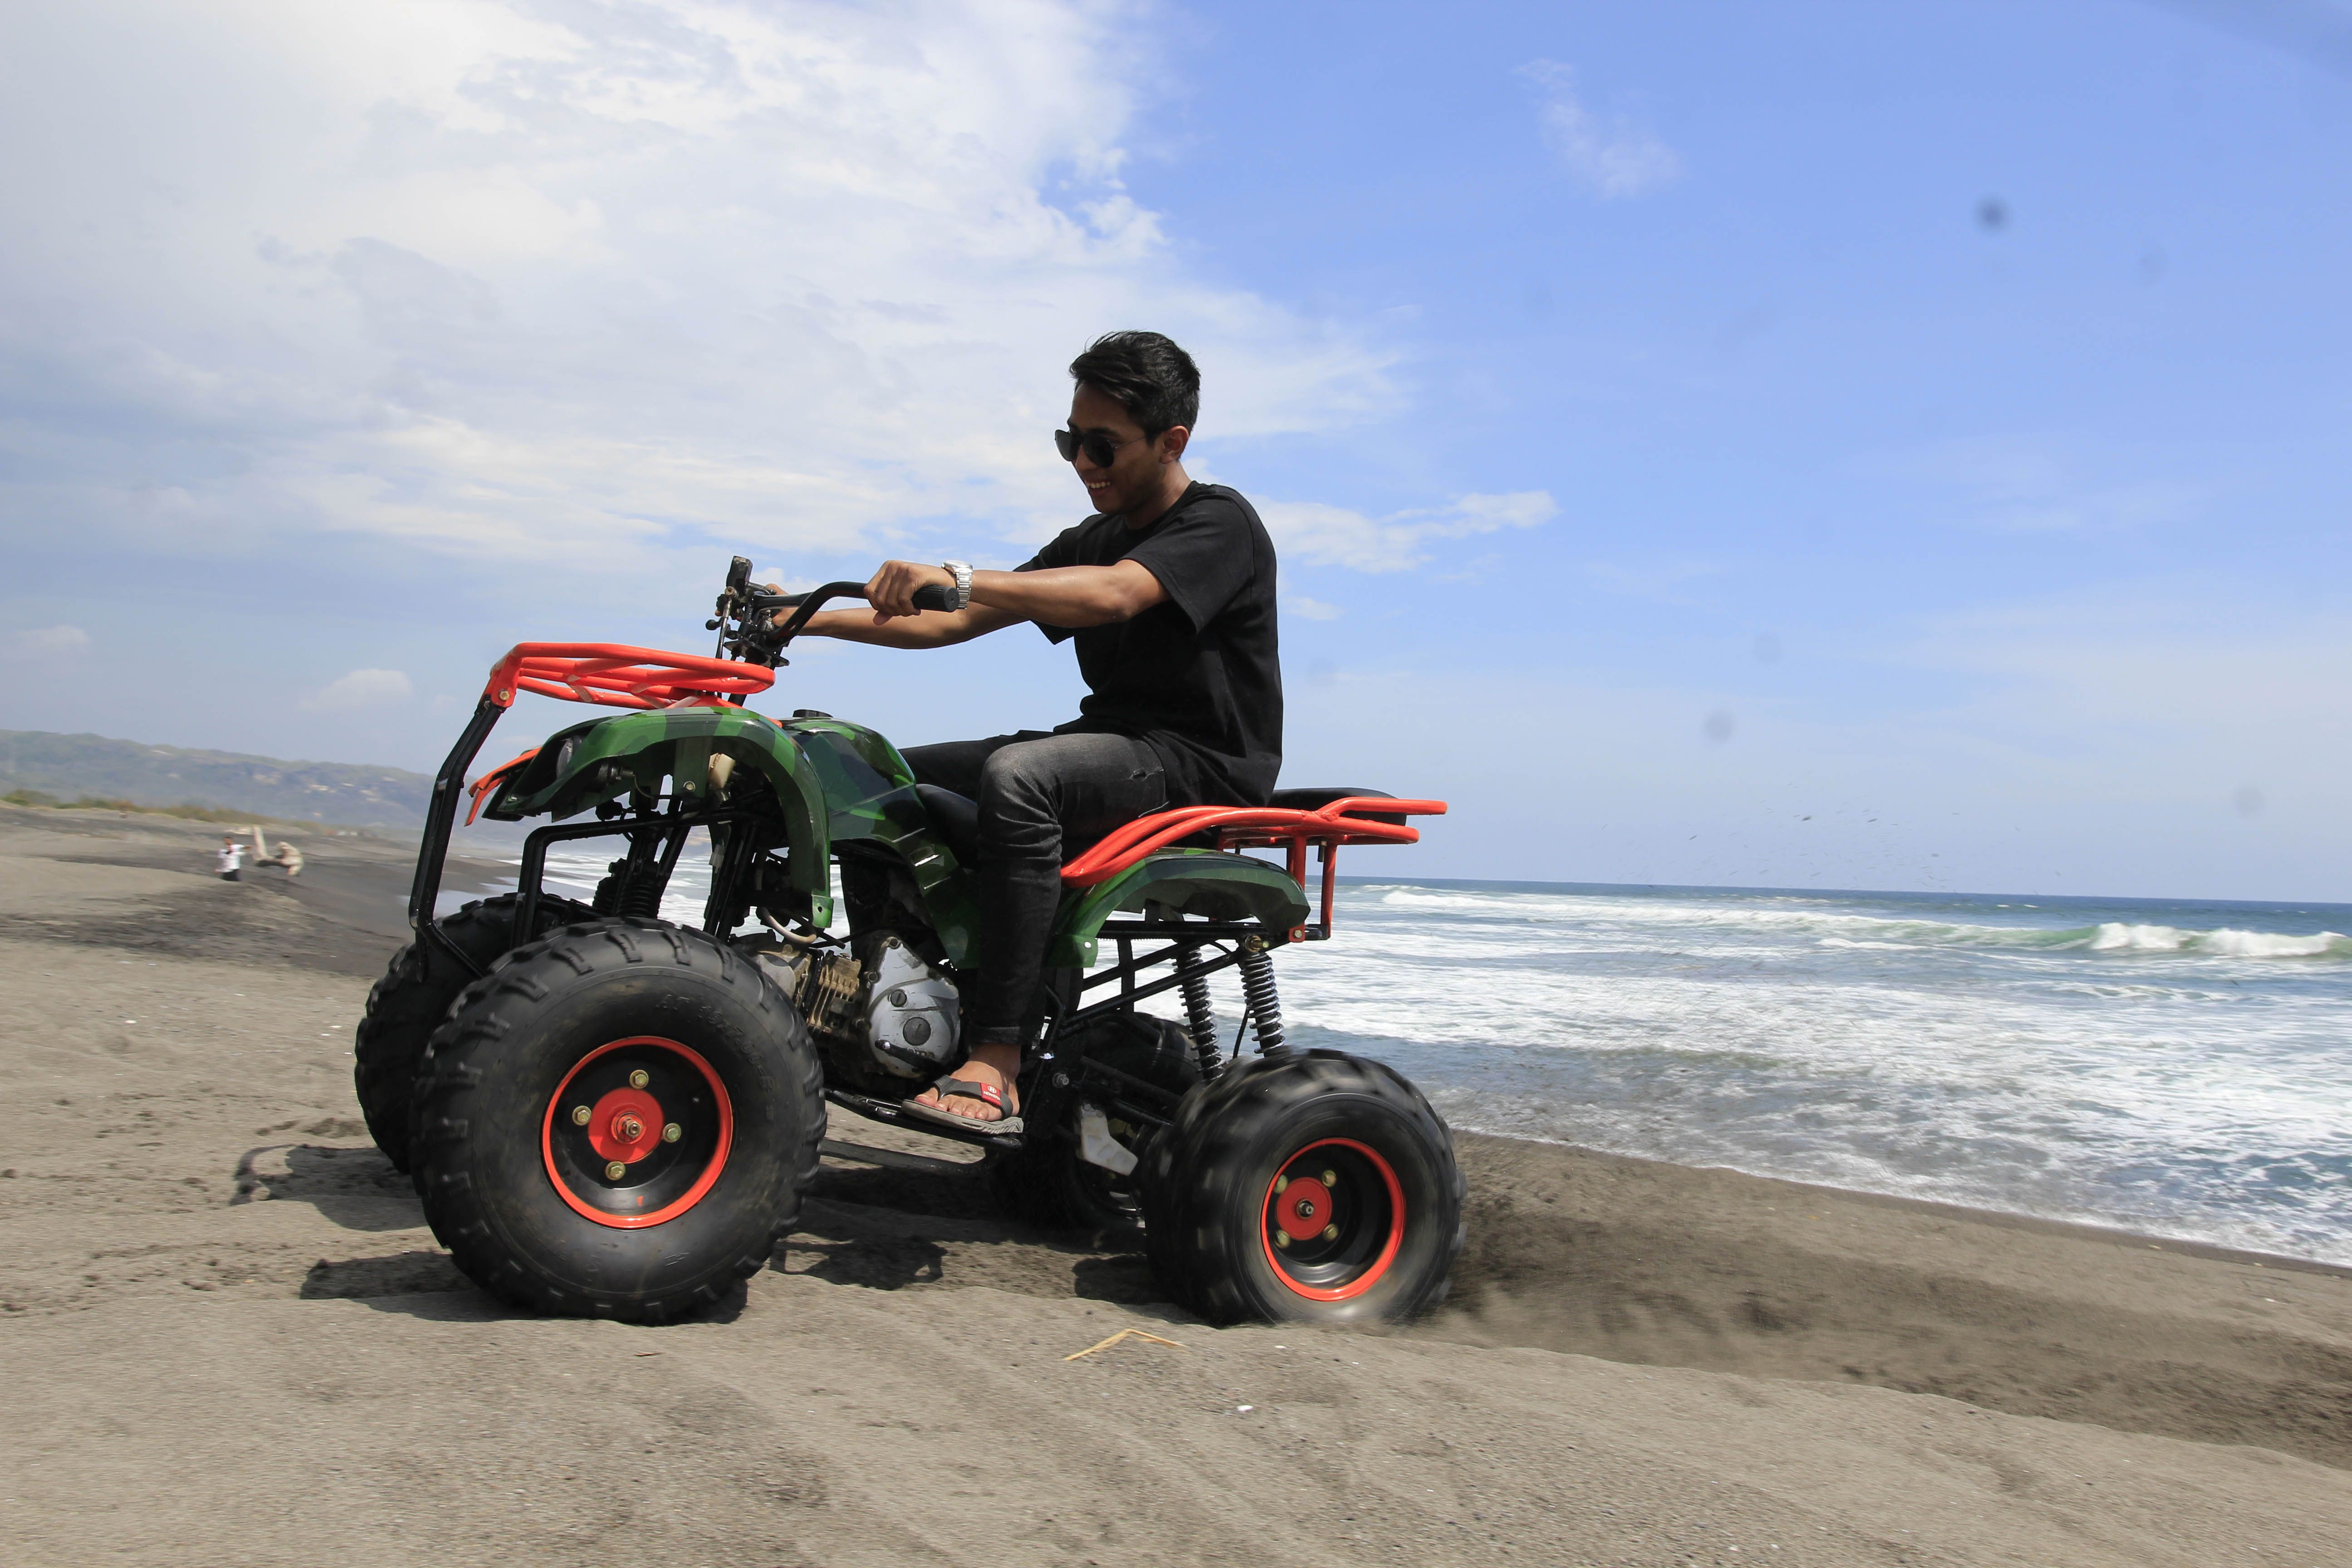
[251,825,304,879]
[782,330,1280,1134]
[216,835,245,882]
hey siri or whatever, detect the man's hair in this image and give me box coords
[1069,331,1200,439]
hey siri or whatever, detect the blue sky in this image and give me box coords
[2,1,2347,898]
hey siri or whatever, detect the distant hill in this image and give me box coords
[0,730,432,828]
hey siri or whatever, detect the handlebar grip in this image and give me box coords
[909,583,959,612]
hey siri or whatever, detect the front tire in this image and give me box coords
[353,893,596,1172]
[1140,1051,1464,1325]
[410,918,822,1322]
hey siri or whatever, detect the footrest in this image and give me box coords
[818,1137,985,1176]
[823,1088,1025,1152]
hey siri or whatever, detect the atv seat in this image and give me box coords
[913,783,983,866]
[914,783,1154,867]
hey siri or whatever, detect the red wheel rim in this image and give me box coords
[541,1035,733,1230]
[1259,1137,1406,1302]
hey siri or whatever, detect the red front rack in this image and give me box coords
[480,642,775,711]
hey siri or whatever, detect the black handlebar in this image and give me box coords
[766,580,958,640]
[709,557,961,667]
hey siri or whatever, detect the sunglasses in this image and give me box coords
[1054,426,1128,466]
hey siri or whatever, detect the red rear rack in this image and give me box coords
[1059,795,1448,938]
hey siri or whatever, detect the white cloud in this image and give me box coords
[1260,491,1557,573]
[1282,593,1343,621]
[304,669,416,712]
[1517,61,1683,198]
[0,2,1397,578]
[8,625,91,657]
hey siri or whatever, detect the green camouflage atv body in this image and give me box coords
[476,705,1308,964]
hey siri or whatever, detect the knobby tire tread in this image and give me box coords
[411,916,823,1322]
[1141,1050,1466,1326]
[352,894,594,1171]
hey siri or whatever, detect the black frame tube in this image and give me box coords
[1018,939,1264,1137]
[407,696,505,932]
[1079,938,1230,995]
[513,805,760,940]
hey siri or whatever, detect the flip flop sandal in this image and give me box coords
[900,1074,1025,1136]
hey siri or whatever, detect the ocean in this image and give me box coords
[506,845,2352,1266]
[1290,879,2352,1268]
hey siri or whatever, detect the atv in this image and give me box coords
[357,556,1464,1324]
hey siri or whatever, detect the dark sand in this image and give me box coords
[3,803,2348,1565]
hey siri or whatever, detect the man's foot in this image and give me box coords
[907,1040,1022,1124]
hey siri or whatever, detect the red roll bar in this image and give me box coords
[480,643,775,711]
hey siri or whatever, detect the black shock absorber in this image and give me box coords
[592,857,629,915]
[618,876,664,920]
[1237,943,1290,1058]
[1175,944,1220,1079]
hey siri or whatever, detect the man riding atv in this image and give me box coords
[785,330,1280,1136]
[365,336,1459,1324]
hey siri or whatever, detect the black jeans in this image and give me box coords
[902,730,1168,1047]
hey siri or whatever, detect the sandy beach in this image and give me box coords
[3,801,2348,1566]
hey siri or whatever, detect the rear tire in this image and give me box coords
[990,1013,1200,1235]
[353,893,595,1172]
[1139,1050,1464,1325]
[410,918,822,1322]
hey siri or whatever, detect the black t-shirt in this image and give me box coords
[1019,482,1283,806]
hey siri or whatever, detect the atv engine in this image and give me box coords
[752,931,960,1082]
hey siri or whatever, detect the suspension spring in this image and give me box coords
[618,876,664,920]
[1238,946,1290,1058]
[1175,944,1220,1079]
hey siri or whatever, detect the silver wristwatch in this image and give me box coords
[941,560,974,611]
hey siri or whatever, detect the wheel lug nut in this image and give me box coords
[1322,1169,1338,1187]
[1273,1175,1289,1194]
[662,1122,682,1143]
[1321,1224,1339,1241]
[570,1106,590,1126]
[604,1160,627,1180]
[1274,1232,1291,1249]
[628,1069,650,1089]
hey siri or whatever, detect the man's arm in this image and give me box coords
[865,558,1166,626]
[792,558,1171,647]
[793,601,1024,648]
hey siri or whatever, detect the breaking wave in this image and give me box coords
[2081,923,2348,958]
[1369,887,2352,961]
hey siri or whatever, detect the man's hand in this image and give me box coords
[866,560,957,621]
